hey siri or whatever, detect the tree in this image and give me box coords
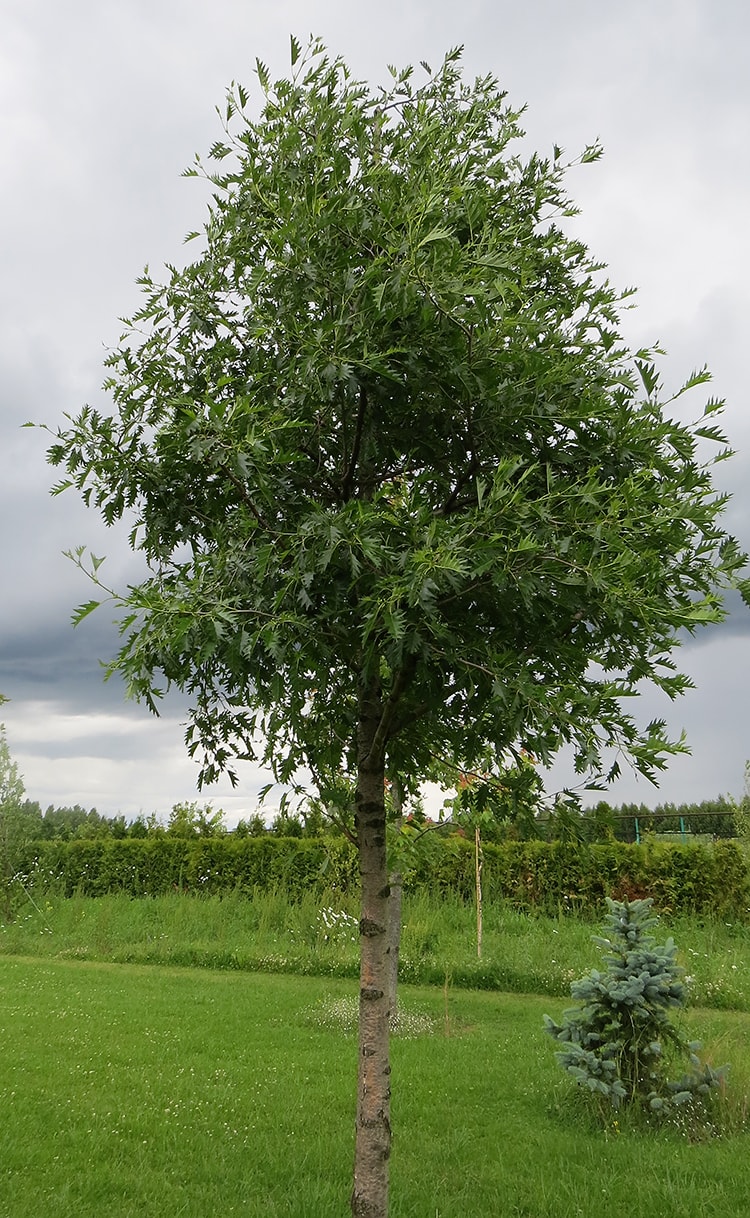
[544,898,724,1116]
[44,38,748,1217]
[166,799,226,837]
[0,716,29,920]
[233,812,268,837]
[447,756,546,955]
[728,761,750,844]
[269,808,304,836]
[40,803,103,839]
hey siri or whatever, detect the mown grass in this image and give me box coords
[2,886,749,1009]
[1,955,749,1218]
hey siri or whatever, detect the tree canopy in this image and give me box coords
[45,38,748,1217]
[50,42,746,796]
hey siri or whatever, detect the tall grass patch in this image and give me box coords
[2,887,750,1010]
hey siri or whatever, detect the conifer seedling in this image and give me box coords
[545,898,724,1114]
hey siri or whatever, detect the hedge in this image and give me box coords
[18,835,750,919]
[18,837,359,900]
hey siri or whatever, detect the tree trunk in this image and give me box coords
[386,776,403,1024]
[0,820,12,922]
[351,681,391,1218]
[475,824,483,960]
[386,871,402,1025]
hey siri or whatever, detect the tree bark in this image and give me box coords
[351,680,391,1218]
[475,824,483,960]
[386,870,402,1025]
[386,776,403,1024]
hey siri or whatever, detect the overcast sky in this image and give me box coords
[1,0,748,824]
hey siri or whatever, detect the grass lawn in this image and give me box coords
[2,955,750,1217]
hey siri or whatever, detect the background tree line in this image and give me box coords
[3,712,747,850]
[7,792,745,843]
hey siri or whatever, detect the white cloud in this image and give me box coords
[5,699,274,824]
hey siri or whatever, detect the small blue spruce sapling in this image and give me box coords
[544,897,724,1113]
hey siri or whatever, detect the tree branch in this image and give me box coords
[437,454,480,516]
[341,385,368,499]
[360,657,417,772]
[215,460,277,536]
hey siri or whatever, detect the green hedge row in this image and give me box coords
[410,838,750,918]
[19,836,750,919]
[19,837,360,900]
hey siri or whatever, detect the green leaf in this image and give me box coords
[255,58,270,92]
[634,358,660,398]
[372,281,388,311]
[676,366,712,395]
[50,479,74,496]
[580,141,603,163]
[702,396,725,417]
[71,600,101,626]
[417,226,452,248]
